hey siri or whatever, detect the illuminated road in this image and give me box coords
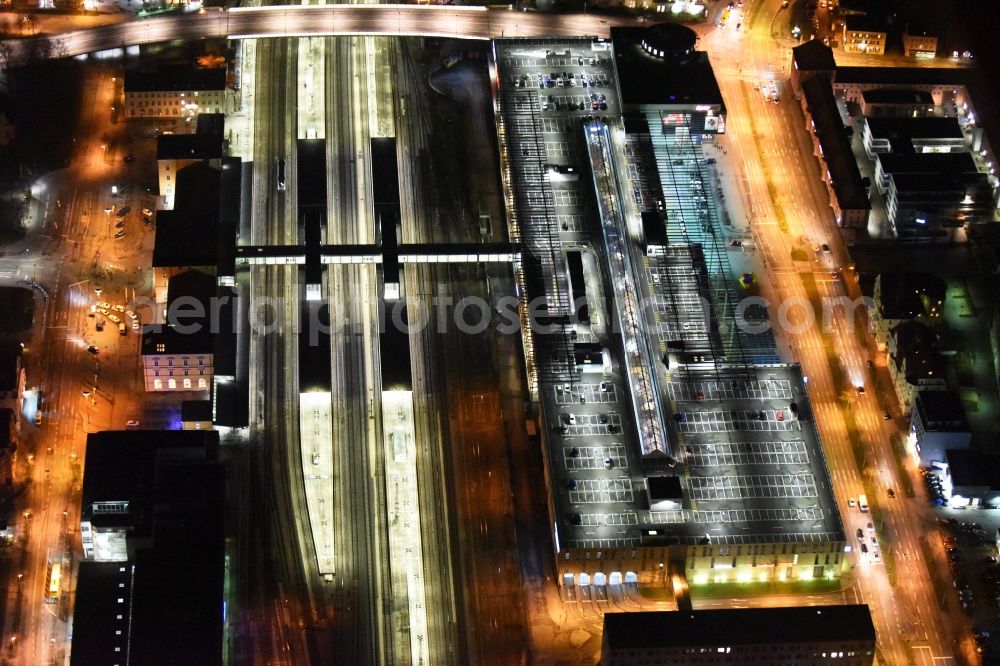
[702,0,962,663]
[0,66,154,666]
[1,7,634,62]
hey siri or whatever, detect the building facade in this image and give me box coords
[155,115,224,209]
[141,345,213,392]
[872,273,945,350]
[0,344,25,413]
[790,42,870,229]
[902,27,938,58]
[887,323,948,414]
[911,390,971,465]
[141,270,216,393]
[842,17,887,55]
[124,68,226,120]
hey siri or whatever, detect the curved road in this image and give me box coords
[1,7,633,62]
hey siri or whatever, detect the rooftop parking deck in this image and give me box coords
[495,38,841,554]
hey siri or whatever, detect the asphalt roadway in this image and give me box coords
[0,7,635,63]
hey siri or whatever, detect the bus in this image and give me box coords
[277,159,286,192]
[858,494,869,513]
[46,560,61,604]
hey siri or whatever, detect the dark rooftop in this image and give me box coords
[904,23,935,38]
[214,378,249,429]
[74,434,224,666]
[124,66,226,93]
[946,449,1000,490]
[647,476,683,501]
[890,320,936,350]
[141,322,215,357]
[181,399,214,423]
[213,285,240,378]
[0,408,12,448]
[636,22,697,59]
[792,39,836,72]
[611,26,725,110]
[173,162,221,212]
[801,78,870,211]
[866,116,964,144]
[156,133,224,161]
[195,112,225,137]
[914,390,969,431]
[81,430,218,534]
[877,272,947,319]
[861,88,933,105]
[835,66,969,87]
[299,301,331,393]
[141,270,218,357]
[153,209,219,268]
[380,302,412,391]
[603,606,877,651]
[641,211,667,248]
[166,269,216,306]
[217,157,241,280]
[0,343,20,392]
[837,65,1000,156]
[890,171,991,199]
[876,151,978,177]
[889,320,945,386]
[71,562,134,666]
[845,15,888,33]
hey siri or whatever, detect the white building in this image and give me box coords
[124,67,227,120]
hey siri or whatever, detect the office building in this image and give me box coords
[940,450,1000,509]
[910,390,971,465]
[862,116,967,157]
[73,429,224,666]
[885,170,993,234]
[873,152,979,196]
[859,89,934,118]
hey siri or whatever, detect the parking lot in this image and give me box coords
[675,409,802,434]
[667,378,793,402]
[666,366,843,544]
[498,39,646,551]
[925,487,1000,656]
[495,38,837,558]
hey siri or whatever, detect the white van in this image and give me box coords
[858,494,869,512]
